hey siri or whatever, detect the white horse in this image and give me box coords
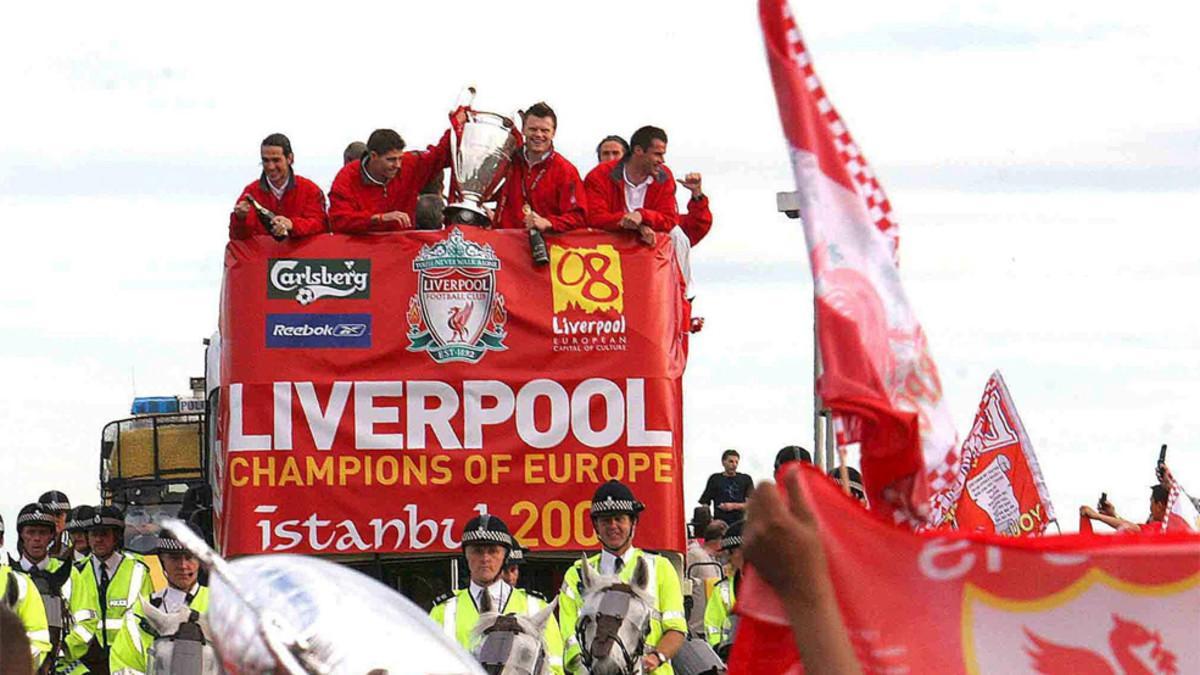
[469,596,559,675]
[575,556,655,675]
[142,598,218,675]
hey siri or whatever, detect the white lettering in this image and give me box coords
[516,379,570,448]
[255,504,278,550]
[354,381,404,449]
[228,377,672,451]
[463,381,515,449]
[295,382,350,451]
[918,539,974,581]
[406,504,439,550]
[303,513,335,551]
[626,378,672,447]
[273,382,292,450]
[572,378,624,448]
[229,383,271,451]
[406,381,462,450]
[334,520,369,551]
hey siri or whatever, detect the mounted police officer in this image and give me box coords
[558,480,688,674]
[63,505,153,675]
[14,503,73,672]
[109,524,210,675]
[1,513,53,669]
[66,506,96,563]
[703,520,743,652]
[429,514,564,674]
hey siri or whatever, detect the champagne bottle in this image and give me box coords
[523,205,549,265]
[529,229,550,266]
[245,195,286,241]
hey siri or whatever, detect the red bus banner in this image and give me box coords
[214,229,688,556]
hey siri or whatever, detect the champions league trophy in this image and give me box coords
[446,87,550,265]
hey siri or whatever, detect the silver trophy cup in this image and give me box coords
[447,111,520,225]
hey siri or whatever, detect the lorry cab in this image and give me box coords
[99,387,210,590]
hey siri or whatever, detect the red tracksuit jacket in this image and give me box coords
[328,131,450,233]
[228,173,328,240]
[679,194,712,245]
[583,158,679,232]
[494,150,587,232]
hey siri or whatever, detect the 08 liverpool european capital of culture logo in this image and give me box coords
[406,228,508,364]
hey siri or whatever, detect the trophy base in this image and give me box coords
[444,203,493,228]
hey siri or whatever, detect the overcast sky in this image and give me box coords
[2,1,1197,550]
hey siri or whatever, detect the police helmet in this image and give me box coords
[506,545,526,567]
[15,504,57,532]
[87,505,126,532]
[156,521,203,555]
[589,480,645,519]
[37,490,71,514]
[460,514,514,552]
[827,466,865,500]
[720,520,744,551]
[66,505,96,532]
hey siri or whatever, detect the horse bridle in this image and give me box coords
[478,614,546,675]
[577,583,648,674]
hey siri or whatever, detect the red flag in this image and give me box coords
[760,0,959,523]
[938,371,1057,535]
[728,466,1200,674]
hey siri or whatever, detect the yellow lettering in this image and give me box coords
[230,457,249,487]
[253,457,275,487]
[577,453,599,484]
[601,453,623,480]
[430,455,452,485]
[654,451,673,483]
[548,453,571,483]
[338,456,361,486]
[491,454,512,484]
[403,455,427,485]
[629,453,650,483]
[525,453,546,484]
[278,457,303,487]
[465,455,487,484]
[376,456,399,486]
[307,456,334,485]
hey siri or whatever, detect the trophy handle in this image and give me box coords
[456,85,477,109]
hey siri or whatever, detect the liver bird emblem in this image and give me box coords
[1025,614,1178,675]
[448,302,475,342]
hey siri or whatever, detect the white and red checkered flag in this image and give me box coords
[1161,465,1199,533]
[760,0,959,523]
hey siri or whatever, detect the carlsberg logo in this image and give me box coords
[268,259,371,305]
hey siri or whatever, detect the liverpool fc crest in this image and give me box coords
[407,228,508,363]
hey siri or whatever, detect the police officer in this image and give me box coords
[109,525,210,674]
[429,514,564,674]
[66,506,96,563]
[500,545,525,588]
[703,520,743,650]
[63,505,153,675]
[38,490,73,559]
[14,503,73,672]
[0,513,53,668]
[558,480,688,674]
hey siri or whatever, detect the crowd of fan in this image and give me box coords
[683,445,866,657]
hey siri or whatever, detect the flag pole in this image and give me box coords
[778,190,825,471]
